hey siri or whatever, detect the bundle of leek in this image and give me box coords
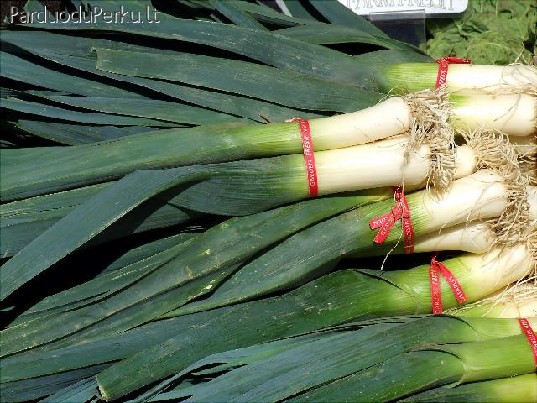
[2,90,534,201]
[0,112,529,263]
[2,242,532,399]
[285,330,537,402]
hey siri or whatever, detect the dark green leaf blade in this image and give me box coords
[0,166,209,301]
[0,51,141,98]
[95,48,383,112]
[1,97,176,127]
[15,120,154,144]
[213,0,267,30]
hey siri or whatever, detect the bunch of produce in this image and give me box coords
[1,1,536,402]
[423,0,536,65]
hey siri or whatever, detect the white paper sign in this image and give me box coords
[338,0,468,16]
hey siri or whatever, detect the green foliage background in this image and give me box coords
[423,0,536,64]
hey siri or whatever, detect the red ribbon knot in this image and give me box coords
[369,186,414,254]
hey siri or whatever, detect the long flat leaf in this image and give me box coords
[1,97,176,127]
[1,179,201,257]
[95,48,383,112]
[13,233,200,322]
[0,51,141,98]
[276,23,417,52]
[102,232,201,274]
[1,184,108,258]
[213,0,268,30]
[0,364,108,403]
[0,166,209,301]
[40,378,99,403]
[42,95,239,125]
[18,50,318,121]
[15,120,155,144]
[223,0,317,27]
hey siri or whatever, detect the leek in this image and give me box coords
[379,63,537,93]
[0,182,201,258]
[2,91,535,201]
[3,245,532,395]
[0,127,521,258]
[450,93,537,137]
[169,243,534,317]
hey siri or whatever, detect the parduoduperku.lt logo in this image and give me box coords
[8,5,160,24]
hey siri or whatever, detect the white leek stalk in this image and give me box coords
[379,63,537,93]
[413,186,536,254]
[447,245,534,303]
[448,282,537,319]
[413,222,495,254]
[314,135,475,195]
[311,91,536,148]
[405,176,536,255]
[411,170,510,228]
[438,64,537,92]
[450,93,537,137]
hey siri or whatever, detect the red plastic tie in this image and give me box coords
[518,318,537,368]
[369,186,414,254]
[435,57,471,89]
[429,256,468,315]
[290,118,318,197]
